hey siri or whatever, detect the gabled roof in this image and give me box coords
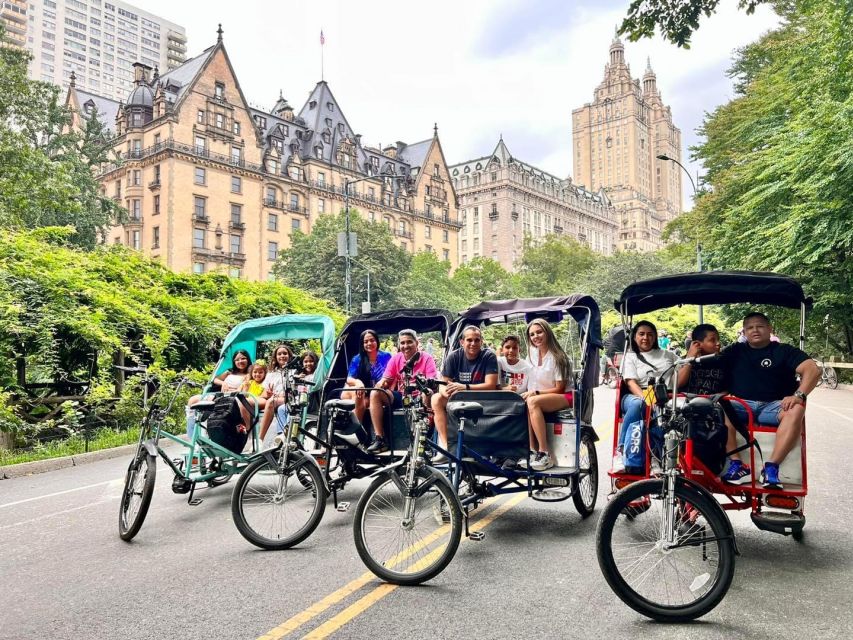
[397,138,432,170]
[73,88,121,132]
[157,45,216,105]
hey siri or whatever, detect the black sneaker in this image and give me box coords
[501,458,518,471]
[366,436,387,453]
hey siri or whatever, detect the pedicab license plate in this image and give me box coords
[544,476,569,487]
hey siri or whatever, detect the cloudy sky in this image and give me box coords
[138,0,778,208]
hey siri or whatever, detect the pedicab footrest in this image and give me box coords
[750,510,805,536]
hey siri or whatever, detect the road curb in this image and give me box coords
[0,443,139,480]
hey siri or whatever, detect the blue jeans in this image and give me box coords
[619,395,662,468]
[619,395,645,450]
[729,399,783,427]
[274,404,290,434]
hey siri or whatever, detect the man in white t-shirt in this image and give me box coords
[497,335,531,393]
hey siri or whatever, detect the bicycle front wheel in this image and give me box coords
[231,452,327,550]
[596,479,736,622]
[825,367,838,390]
[572,431,599,517]
[354,467,462,585]
[119,451,157,541]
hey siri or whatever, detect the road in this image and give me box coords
[1,387,852,640]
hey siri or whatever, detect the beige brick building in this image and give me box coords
[450,138,617,270]
[572,37,682,251]
[0,0,28,49]
[66,30,460,281]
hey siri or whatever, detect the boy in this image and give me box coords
[676,324,724,396]
[497,335,531,393]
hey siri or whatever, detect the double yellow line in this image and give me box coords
[258,492,528,640]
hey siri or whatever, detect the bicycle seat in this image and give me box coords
[447,401,484,421]
[324,398,356,412]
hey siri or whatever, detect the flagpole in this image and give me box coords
[320,30,325,81]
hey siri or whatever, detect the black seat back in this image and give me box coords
[446,391,528,459]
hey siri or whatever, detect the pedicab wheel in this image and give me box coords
[596,479,736,622]
[353,467,462,585]
[118,452,157,541]
[825,366,838,390]
[572,431,599,517]
[231,451,326,550]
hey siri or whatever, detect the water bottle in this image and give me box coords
[298,384,309,406]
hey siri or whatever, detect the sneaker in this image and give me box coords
[612,451,625,473]
[501,458,518,471]
[366,436,387,453]
[722,460,752,485]
[517,451,538,469]
[430,451,449,465]
[760,463,783,490]
[531,452,555,471]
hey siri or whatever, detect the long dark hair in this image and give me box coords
[230,349,252,374]
[630,320,658,367]
[357,329,379,387]
[270,344,293,371]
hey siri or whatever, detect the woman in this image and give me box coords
[341,329,392,423]
[519,319,573,471]
[300,350,319,382]
[259,344,294,440]
[613,320,678,474]
[185,349,252,439]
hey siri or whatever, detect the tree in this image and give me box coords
[451,257,519,304]
[619,0,770,48]
[273,210,411,311]
[517,234,597,296]
[397,251,469,311]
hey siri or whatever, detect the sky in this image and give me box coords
[135,0,779,208]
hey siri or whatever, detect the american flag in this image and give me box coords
[320,30,325,45]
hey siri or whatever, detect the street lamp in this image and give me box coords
[657,153,704,323]
[351,256,372,313]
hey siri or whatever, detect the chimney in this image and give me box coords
[383,145,397,158]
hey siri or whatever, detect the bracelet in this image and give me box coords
[466,383,470,390]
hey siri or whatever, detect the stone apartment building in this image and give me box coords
[572,37,683,251]
[66,29,460,281]
[450,138,617,270]
[0,0,28,49]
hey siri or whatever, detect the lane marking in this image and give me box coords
[809,402,853,424]
[0,479,118,510]
[0,501,104,531]
[296,492,529,640]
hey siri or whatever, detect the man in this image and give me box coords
[431,325,498,462]
[720,312,819,489]
[367,329,437,453]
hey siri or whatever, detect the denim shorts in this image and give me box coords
[729,399,783,426]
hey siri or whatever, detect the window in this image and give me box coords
[153,195,160,215]
[233,121,240,135]
[194,135,206,153]
[214,82,224,99]
[152,164,161,184]
[193,262,205,274]
[317,172,325,187]
[231,176,241,193]
[265,186,277,204]
[152,226,160,249]
[424,226,432,239]
[290,193,300,210]
[193,196,206,218]
[131,230,141,250]
[215,113,224,129]
[434,163,440,176]
[268,241,278,261]
[197,109,204,124]
[193,228,205,248]
[132,169,141,186]
[268,213,278,231]
[230,204,242,225]
[368,186,375,199]
[291,218,301,231]
[443,229,449,243]
[229,267,241,279]
[288,166,301,181]
[443,249,449,261]
[230,234,242,254]
[194,167,205,185]
[230,146,241,163]
[268,159,279,175]
[316,198,324,214]
[130,199,141,219]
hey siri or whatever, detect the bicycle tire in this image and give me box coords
[826,366,838,390]
[231,452,326,550]
[354,467,462,585]
[118,451,157,541]
[596,478,736,622]
[572,432,599,517]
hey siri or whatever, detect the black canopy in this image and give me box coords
[616,271,812,315]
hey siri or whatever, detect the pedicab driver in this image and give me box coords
[366,329,438,454]
[720,312,819,489]
[431,325,499,463]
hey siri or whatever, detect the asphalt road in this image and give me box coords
[1,387,852,640]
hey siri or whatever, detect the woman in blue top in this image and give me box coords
[341,329,392,424]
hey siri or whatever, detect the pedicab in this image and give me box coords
[351,296,602,585]
[118,314,335,543]
[597,271,812,621]
[230,308,455,549]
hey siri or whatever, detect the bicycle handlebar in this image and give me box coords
[113,365,148,374]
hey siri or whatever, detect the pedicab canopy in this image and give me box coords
[616,271,813,315]
[214,314,337,391]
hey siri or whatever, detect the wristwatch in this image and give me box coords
[466,383,470,390]
[793,390,807,402]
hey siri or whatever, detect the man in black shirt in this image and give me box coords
[431,325,498,463]
[720,312,819,488]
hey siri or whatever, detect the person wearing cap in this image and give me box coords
[367,329,438,453]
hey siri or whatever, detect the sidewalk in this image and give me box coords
[0,442,140,480]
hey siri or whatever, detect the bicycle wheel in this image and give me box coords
[118,451,157,541]
[572,431,599,517]
[826,366,838,390]
[596,479,736,622]
[231,452,326,550]
[354,467,462,585]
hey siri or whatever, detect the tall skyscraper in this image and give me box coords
[572,37,682,251]
[0,0,28,49]
[24,0,186,102]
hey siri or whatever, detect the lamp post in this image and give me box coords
[657,153,703,323]
[351,256,372,313]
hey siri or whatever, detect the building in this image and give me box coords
[572,37,682,251]
[25,0,186,102]
[65,29,460,281]
[1,0,28,49]
[450,138,617,270]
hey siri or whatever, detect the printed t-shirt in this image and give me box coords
[684,361,725,395]
[382,351,438,392]
[497,356,532,393]
[622,349,678,387]
[347,351,392,387]
[441,348,498,385]
[720,341,809,402]
[526,346,571,393]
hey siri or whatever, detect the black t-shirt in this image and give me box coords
[685,362,726,395]
[721,341,809,402]
[442,348,498,385]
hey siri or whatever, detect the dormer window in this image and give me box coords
[214,82,224,100]
[325,118,332,126]
[327,102,334,112]
[254,114,266,129]
[309,100,317,109]
[314,145,323,159]
[337,123,344,134]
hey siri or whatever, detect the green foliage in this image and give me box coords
[517,234,596,296]
[451,257,520,303]
[396,251,470,310]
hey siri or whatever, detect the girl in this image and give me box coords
[185,349,252,439]
[259,344,294,440]
[519,319,573,471]
[341,329,392,424]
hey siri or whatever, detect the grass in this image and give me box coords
[0,427,141,467]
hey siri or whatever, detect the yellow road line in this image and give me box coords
[298,492,529,640]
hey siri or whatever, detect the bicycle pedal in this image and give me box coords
[336,501,351,512]
[188,498,204,506]
[468,531,485,541]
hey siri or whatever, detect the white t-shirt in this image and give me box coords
[497,356,532,393]
[264,369,289,396]
[622,348,678,387]
[526,347,571,393]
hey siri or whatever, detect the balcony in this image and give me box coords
[125,215,142,226]
[112,194,122,203]
[394,229,414,240]
[148,179,161,190]
[192,213,210,226]
[488,211,499,221]
[229,220,246,231]
[288,204,308,216]
[264,198,285,210]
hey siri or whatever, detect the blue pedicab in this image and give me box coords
[352,296,602,585]
[118,314,335,544]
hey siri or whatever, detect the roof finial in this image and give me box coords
[646,56,652,73]
[499,132,503,141]
[69,70,76,88]
[433,122,438,137]
[279,88,283,99]
[217,24,223,43]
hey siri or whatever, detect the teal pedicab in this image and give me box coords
[118,314,336,543]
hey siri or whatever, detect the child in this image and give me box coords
[238,360,268,433]
[497,335,531,394]
[676,324,724,396]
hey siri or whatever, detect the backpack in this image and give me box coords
[682,397,728,475]
[205,394,250,454]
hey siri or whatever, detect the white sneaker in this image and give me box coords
[531,453,555,471]
[517,451,536,469]
[612,452,625,473]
